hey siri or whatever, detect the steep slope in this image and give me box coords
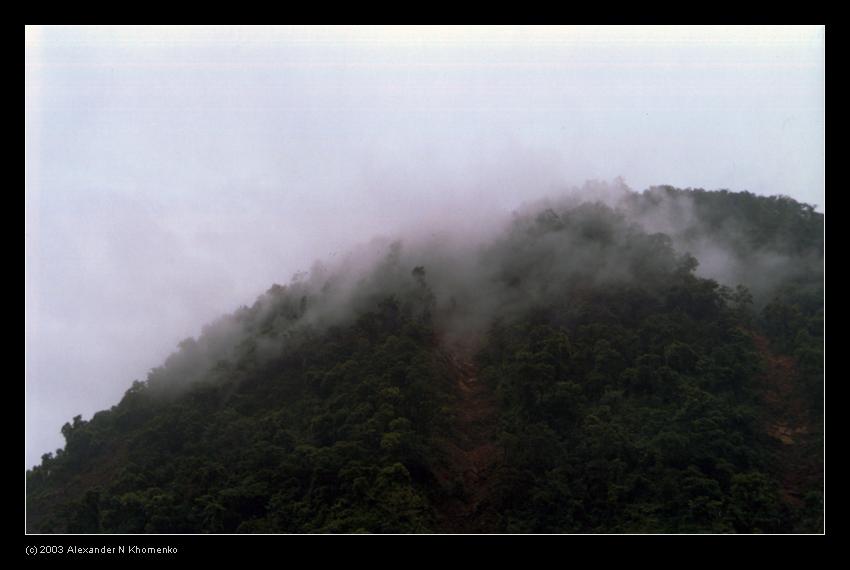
[27,297,450,533]
[26,186,824,534]
[751,332,823,528]
[432,340,501,532]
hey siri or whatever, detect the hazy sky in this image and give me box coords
[24,25,824,468]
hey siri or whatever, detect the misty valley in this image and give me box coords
[26,185,823,534]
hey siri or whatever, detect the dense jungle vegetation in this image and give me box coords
[26,186,824,533]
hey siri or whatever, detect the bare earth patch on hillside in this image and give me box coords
[750,333,821,510]
[432,339,502,533]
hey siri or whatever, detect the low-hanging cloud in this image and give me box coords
[25,26,824,468]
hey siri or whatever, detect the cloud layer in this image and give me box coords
[25,26,824,467]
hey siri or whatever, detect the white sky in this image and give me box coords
[25,25,825,468]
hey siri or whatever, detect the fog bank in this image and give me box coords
[25,26,824,468]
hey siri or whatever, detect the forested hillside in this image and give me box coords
[26,186,824,533]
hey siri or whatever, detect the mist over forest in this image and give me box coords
[137,180,822,401]
[26,25,824,535]
[27,182,824,533]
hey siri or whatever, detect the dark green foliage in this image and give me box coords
[468,189,822,533]
[27,290,449,534]
[476,297,819,531]
[26,187,822,533]
[476,282,789,532]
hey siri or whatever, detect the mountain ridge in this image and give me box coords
[26,185,824,533]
